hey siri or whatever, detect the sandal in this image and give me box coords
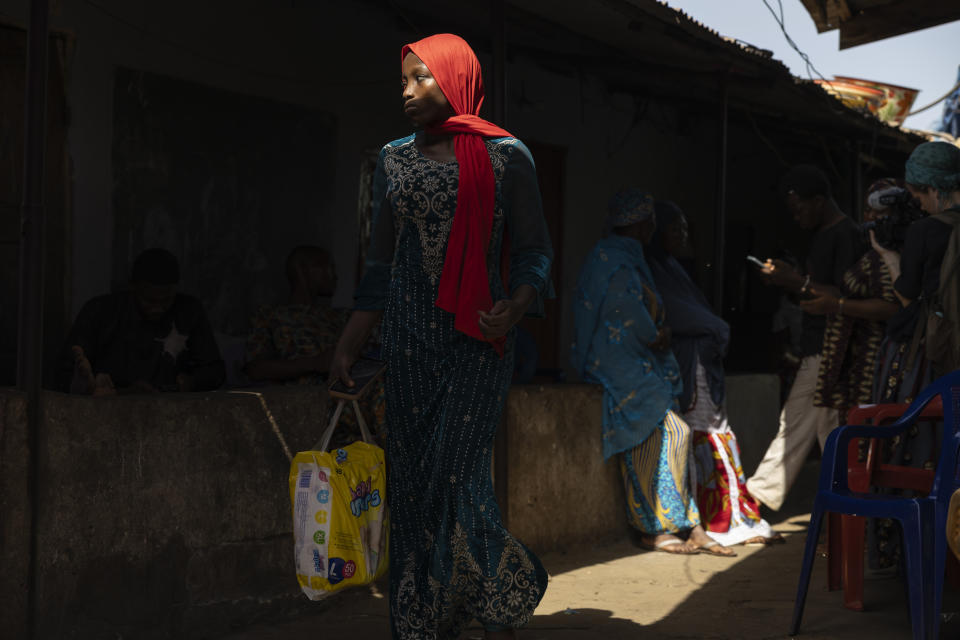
[694,540,737,557]
[764,532,786,545]
[639,536,701,555]
[742,532,786,546]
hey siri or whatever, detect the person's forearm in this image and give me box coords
[246,356,327,382]
[809,283,842,298]
[802,280,835,296]
[840,298,899,322]
[511,284,537,316]
[878,253,905,305]
[783,273,805,293]
[336,310,383,358]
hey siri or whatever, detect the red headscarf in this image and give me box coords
[401,33,512,356]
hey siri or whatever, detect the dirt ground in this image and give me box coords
[224,505,960,640]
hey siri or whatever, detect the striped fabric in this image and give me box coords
[620,410,701,534]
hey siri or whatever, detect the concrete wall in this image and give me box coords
[503,374,781,554]
[14,387,332,639]
[1,374,779,638]
[726,373,782,477]
[505,384,626,553]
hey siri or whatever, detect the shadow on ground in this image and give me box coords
[223,461,960,639]
[640,459,960,640]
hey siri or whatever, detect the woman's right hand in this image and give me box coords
[328,347,358,389]
[759,258,803,290]
[326,309,384,389]
[799,289,839,316]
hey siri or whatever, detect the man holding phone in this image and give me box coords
[746,165,863,511]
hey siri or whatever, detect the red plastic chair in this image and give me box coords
[826,397,943,611]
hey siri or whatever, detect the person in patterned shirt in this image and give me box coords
[245,246,384,446]
[245,246,345,385]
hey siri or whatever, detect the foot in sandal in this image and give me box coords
[741,532,786,546]
[640,533,700,555]
[688,525,737,557]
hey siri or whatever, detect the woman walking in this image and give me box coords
[330,34,552,639]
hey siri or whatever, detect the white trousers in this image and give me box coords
[746,354,839,511]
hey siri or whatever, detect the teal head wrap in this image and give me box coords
[608,189,655,228]
[904,141,960,195]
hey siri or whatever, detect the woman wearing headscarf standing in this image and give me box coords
[572,190,735,557]
[647,201,778,546]
[872,141,960,390]
[867,142,960,569]
[330,34,552,639]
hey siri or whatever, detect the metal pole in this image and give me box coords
[491,0,509,524]
[18,0,50,637]
[712,77,728,314]
[491,0,506,128]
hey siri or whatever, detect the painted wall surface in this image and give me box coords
[0,0,726,382]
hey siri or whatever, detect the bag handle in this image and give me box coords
[314,399,376,452]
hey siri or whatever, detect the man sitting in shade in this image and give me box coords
[244,245,385,448]
[244,245,346,384]
[57,248,225,394]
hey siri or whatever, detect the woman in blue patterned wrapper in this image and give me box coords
[329,34,552,639]
[572,189,735,557]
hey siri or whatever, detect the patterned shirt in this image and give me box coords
[245,303,349,385]
[245,302,385,447]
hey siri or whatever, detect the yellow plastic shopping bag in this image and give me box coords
[289,398,388,599]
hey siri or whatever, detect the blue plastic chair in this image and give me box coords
[791,370,960,640]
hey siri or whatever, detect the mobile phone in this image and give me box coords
[328,357,387,400]
[746,255,767,269]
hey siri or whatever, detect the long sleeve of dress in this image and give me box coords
[573,254,681,459]
[355,148,395,311]
[503,141,554,316]
[594,266,680,457]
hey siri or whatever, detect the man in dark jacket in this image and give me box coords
[58,248,225,394]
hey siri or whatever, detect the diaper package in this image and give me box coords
[289,440,388,599]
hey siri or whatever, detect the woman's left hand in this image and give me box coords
[478,300,522,339]
[799,289,839,316]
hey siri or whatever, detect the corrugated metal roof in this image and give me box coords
[626,0,918,136]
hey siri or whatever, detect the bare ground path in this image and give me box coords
[223,508,960,639]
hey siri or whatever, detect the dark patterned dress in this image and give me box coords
[813,250,896,420]
[355,133,552,638]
